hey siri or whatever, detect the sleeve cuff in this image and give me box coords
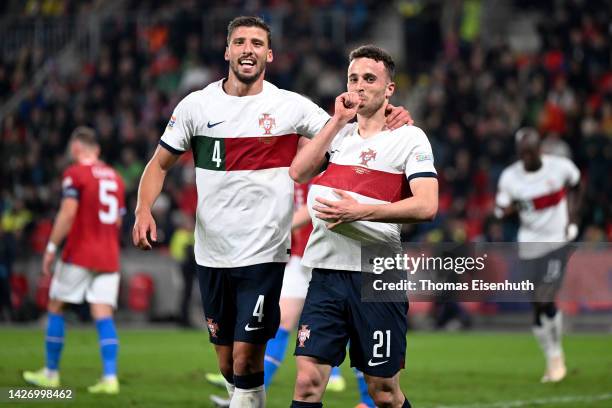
[406,172,437,182]
[62,188,79,199]
[159,140,186,155]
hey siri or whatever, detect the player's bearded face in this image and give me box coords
[225,27,272,85]
[347,58,394,117]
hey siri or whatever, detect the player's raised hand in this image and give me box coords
[133,210,157,250]
[384,104,413,130]
[334,92,360,124]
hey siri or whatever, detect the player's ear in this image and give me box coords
[266,49,273,63]
[386,81,395,99]
[224,46,230,61]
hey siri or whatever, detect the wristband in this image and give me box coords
[46,242,57,254]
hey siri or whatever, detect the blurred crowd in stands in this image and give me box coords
[0,0,610,315]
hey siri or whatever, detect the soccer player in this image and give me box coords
[209,185,346,407]
[23,127,126,394]
[289,45,438,408]
[132,17,412,408]
[495,127,581,383]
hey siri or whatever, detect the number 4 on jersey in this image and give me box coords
[193,136,226,171]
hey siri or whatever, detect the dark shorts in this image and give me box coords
[294,268,409,378]
[521,244,573,302]
[197,262,285,345]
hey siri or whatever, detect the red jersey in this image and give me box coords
[60,161,125,272]
[291,183,313,257]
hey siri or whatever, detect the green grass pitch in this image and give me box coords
[0,328,610,407]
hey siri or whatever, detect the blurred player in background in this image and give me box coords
[23,127,126,394]
[265,183,322,390]
[495,127,582,383]
[289,45,438,408]
[133,16,411,408]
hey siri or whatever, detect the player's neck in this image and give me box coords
[357,105,387,139]
[523,158,543,172]
[223,73,264,96]
[78,154,98,165]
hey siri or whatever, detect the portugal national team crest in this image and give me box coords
[359,148,377,167]
[297,325,310,347]
[258,113,276,135]
[207,318,219,338]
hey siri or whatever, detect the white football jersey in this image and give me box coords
[160,79,330,267]
[496,154,580,259]
[302,123,437,271]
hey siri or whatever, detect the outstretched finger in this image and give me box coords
[385,105,414,129]
[314,211,338,222]
[327,220,342,229]
[332,189,352,199]
[132,224,140,247]
[312,205,336,215]
[135,224,152,250]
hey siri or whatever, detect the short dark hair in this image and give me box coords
[515,127,540,145]
[349,45,395,80]
[70,126,98,148]
[227,16,272,48]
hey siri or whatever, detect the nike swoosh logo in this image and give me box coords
[367,359,389,367]
[245,324,264,332]
[207,120,225,128]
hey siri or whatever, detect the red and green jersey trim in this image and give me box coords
[191,134,299,171]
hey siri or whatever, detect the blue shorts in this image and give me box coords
[197,262,285,345]
[294,268,409,378]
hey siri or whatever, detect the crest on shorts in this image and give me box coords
[297,324,310,347]
[359,148,377,167]
[259,113,276,135]
[207,318,219,338]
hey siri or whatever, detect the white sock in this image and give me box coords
[225,379,236,400]
[44,368,59,378]
[542,312,563,358]
[229,385,265,408]
[532,320,552,359]
[103,374,118,382]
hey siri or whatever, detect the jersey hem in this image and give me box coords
[195,255,290,268]
[301,260,362,272]
[59,259,119,273]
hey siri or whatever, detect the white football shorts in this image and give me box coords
[49,261,120,308]
[280,255,312,299]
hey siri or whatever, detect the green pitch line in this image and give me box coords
[0,329,610,407]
